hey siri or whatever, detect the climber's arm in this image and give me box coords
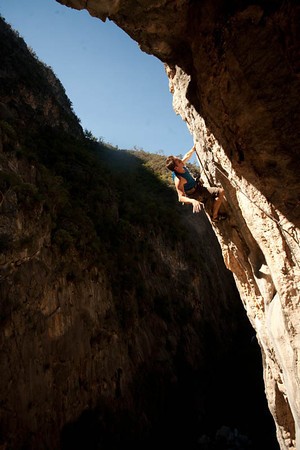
[182,145,196,164]
[174,175,202,213]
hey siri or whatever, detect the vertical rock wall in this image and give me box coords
[55,1,300,449]
[168,63,300,450]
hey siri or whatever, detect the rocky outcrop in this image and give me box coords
[54,1,300,449]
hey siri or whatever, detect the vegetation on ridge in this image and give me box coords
[0,13,207,331]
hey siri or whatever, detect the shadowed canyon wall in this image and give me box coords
[52,1,300,450]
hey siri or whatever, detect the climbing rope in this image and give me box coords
[194,148,212,185]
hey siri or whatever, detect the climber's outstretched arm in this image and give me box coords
[182,145,196,164]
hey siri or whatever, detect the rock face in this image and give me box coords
[53,1,300,450]
[0,15,280,450]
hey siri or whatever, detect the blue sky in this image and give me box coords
[0,0,195,158]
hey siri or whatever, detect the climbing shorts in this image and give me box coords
[187,183,222,218]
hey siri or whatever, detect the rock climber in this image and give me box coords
[166,145,227,222]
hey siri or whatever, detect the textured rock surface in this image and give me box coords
[54,1,300,449]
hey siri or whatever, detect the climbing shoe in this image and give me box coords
[212,213,227,222]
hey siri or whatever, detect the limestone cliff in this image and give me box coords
[52,1,300,450]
